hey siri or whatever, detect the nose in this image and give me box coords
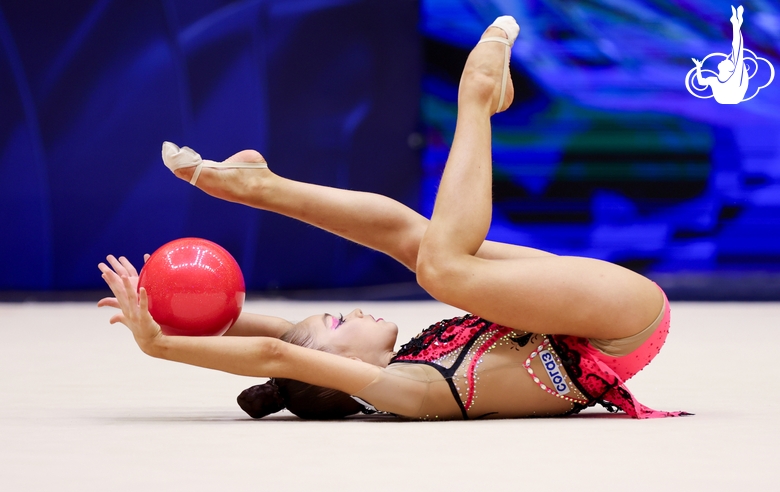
[347,308,363,319]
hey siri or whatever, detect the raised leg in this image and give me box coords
[416,20,663,339]
[168,150,553,273]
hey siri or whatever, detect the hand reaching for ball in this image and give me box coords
[99,239,244,340]
[97,254,150,310]
[98,254,162,353]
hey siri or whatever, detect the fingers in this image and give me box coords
[139,286,147,306]
[106,255,129,277]
[139,287,151,318]
[99,266,118,294]
[98,255,145,312]
[97,297,120,309]
[99,270,135,331]
[131,286,163,340]
[99,257,163,345]
[119,255,139,277]
[100,267,130,309]
[103,254,141,278]
[144,254,150,263]
[99,264,122,291]
[123,274,139,308]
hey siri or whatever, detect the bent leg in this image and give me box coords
[258,177,556,270]
[421,254,663,339]
[416,22,662,339]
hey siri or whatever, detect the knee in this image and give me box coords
[415,246,454,300]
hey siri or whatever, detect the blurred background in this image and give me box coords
[1,0,779,300]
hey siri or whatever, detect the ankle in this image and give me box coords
[459,69,496,108]
[235,169,272,206]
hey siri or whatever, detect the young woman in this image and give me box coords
[99,16,687,420]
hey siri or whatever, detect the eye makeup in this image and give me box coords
[330,313,345,330]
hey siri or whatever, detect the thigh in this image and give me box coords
[477,241,556,260]
[427,255,664,340]
[590,295,671,381]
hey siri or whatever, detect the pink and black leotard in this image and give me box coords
[354,299,688,420]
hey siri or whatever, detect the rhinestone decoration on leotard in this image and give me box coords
[393,315,489,363]
[437,328,513,412]
[394,316,516,416]
[393,311,687,419]
[524,337,589,405]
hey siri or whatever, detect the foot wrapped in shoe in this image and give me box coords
[161,141,267,186]
[477,16,520,113]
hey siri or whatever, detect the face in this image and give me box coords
[300,308,398,367]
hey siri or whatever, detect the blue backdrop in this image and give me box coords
[419,0,780,299]
[3,0,780,299]
[0,0,422,292]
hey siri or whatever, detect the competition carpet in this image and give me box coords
[1,299,777,491]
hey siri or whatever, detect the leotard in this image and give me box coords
[354,299,688,419]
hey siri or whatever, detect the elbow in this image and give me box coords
[254,337,286,377]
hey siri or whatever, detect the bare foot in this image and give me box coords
[460,21,517,114]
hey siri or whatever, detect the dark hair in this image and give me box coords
[237,323,366,420]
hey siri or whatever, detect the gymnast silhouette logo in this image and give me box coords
[685,5,774,104]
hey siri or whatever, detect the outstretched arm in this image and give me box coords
[97,255,293,338]
[99,260,380,395]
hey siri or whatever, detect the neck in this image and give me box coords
[381,350,397,367]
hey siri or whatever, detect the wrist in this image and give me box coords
[137,333,165,357]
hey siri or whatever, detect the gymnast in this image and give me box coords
[99,16,687,420]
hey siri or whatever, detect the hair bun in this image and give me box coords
[237,380,286,418]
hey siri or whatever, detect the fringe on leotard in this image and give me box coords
[550,335,691,419]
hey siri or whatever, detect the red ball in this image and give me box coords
[138,238,245,336]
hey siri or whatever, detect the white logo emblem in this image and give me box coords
[685,5,774,104]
